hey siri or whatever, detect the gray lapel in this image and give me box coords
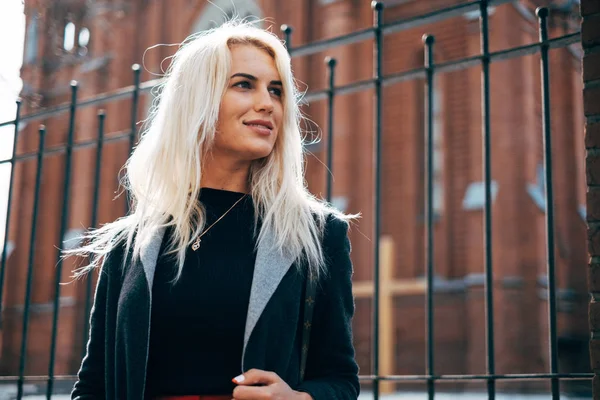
[138,223,297,372]
[139,226,166,290]
[242,226,298,370]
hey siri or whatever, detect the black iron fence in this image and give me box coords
[0,0,593,399]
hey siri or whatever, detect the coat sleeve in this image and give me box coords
[295,217,360,400]
[71,255,112,400]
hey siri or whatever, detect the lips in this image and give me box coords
[244,119,273,128]
[243,119,274,135]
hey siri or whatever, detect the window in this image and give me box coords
[463,180,499,210]
[418,73,445,219]
[527,163,546,212]
[79,27,90,47]
[207,9,257,29]
[431,83,444,215]
[190,0,263,33]
[25,13,38,63]
[331,196,349,212]
[78,27,90,56]
[63,22,76,52]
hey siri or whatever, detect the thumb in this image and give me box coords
[232,369,282,386]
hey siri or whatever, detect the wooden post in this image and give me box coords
[351,236,425,395]
[379,235,395,394]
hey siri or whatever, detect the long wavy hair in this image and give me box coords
[69,20,355,282]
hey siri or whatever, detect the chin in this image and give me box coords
[249,149,274,161]
[243,143,275,161]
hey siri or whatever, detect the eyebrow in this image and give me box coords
[230,72,282,86]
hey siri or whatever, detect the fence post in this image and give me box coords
[423,32,437,400]
[47,81,78,400]
[536,7,560,400]
[372,2,384,399]
[478,1,496,398]
[82,110,106,360]
[582,1,600,399]
[17,125,46,400]
[0,100,21,326]
[324,56,336,204]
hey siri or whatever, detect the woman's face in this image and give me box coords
[212,44,284,164]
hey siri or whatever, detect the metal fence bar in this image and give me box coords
[0,129,131,166]
[423,33,436,400]
[536,7,560,400]
[126,65,141,215]
[301,32,580,104]
[325,57,337,203]
[0,77,162,129]
[128,64,141,155]
[0,100,21,326]
[0,32,580,133]
[0,1,560,131]
[479,1,496,399]
[0,371,592,384]
[288,0,513,58]
[372,2,384,399]
[289,28,373,59]
[356,372,594,381]
[81,110,106,360]
[381,0,512,36]
[46,82,78,400]
[282,25,292,51]
[17,124,46,400]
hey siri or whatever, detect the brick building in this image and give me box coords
[581,0,600,399]
[0,0,591,396]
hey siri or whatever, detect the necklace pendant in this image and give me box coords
[190,193,247,252]
[192,238,201,251]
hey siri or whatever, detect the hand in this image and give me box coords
[232,369,313,400]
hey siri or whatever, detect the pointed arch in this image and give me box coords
[190,0,264,33]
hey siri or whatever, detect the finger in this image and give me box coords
[232,369,282,386]
[232,385,271,400]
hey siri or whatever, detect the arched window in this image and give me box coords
[79,27,90,47]
[63,22,76,52]
[190,0,263,32]
[431,81,444,215]
[416,47,445,218]
[146,0,264,117]
[78,27,90,55]
[25,13,38,63]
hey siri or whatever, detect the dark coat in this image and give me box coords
[71,216,360,400]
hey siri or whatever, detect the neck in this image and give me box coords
[200,155,251,194]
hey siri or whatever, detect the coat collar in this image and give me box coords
[138,224,298,370]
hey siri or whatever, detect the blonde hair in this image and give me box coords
[69,20,355,281]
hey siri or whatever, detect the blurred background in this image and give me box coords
[0,0,592,398]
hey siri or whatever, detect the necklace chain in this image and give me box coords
[191,193,248,251]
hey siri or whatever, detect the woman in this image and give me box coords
[70,20,360,400]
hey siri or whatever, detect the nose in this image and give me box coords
[254,86,274,114]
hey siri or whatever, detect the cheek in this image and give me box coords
[218,93,246,124]
[218,104,235,126]
[275,105,284,130]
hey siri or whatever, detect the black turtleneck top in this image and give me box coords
[145,188,256,397]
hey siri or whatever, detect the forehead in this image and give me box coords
[229,45,281,81]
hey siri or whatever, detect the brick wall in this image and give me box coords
[1,1,591,395]
[583,0,600,398]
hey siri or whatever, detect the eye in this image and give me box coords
[269,87,283,97]
[234,80,251,89]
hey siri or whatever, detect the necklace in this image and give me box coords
[191,193,248,251]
